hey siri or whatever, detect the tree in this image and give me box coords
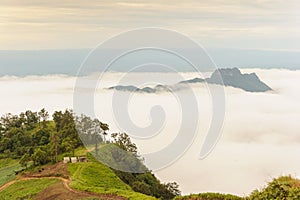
[91,119,104,156]
[100,122,109,143]
[62,137,76,156]
[111,132,137,154]
[53,111,63,132]
[0,113,20,131]
[248,176,300,200]
[75,115,107,156]
[131,181,151,195]
[163,182,181,199]
[50,131,59,163]
[38,108,49,128]
[32,148,48,165]
[24,110,39,129]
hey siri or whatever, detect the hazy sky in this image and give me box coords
[1,0,300,50]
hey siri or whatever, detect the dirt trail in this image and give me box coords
[0,177,65,192]
[0,176,125,200]
[0,180,17,191]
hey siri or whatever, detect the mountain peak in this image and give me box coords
[207,68,272,92]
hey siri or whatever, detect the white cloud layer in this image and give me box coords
[0,68,300,196]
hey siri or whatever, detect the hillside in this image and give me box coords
[0,109,180,199]
[68,159,155,199]
[0,154,156,200]
[1,109,300,199]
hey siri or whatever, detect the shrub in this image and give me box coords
[248,175,300,200]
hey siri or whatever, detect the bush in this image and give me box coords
[175,192,242,200]
[248,175,300,200]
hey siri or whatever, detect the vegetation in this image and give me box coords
[176,176,300,200]
[175,192,242,200]
[0,159,22,187]
[0,109,180,199]
[114,169,180,199]
[0,158,18,168]
[0,109,83,164]
[0,178,58,200]
[96,134,180,199]
[247,176,300,200]
[68,156,156,200]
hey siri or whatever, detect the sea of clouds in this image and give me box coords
[1,68,300,196]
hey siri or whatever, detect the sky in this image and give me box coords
[1,0,300,50]
[1,1,300,196]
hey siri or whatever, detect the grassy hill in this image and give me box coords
[2,156,300,200]
[0,178,58,200]
[0,150,157,200]
[68,156,156,200]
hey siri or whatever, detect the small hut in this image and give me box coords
[63,157,70,163]
[70,157,77,163]
[78,156,87,162]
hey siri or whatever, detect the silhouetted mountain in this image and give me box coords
[180,77,205,84]
[108,68,272,93]
[181,68,272,92]
[108,85,157,93]
[208,68,272,92]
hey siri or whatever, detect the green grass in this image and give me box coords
[74,146,89,156]
[0,159,22,187]
[0,158,18,168]
[0,178,59,200]
[68,161,156,200]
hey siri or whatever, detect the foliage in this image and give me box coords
[68,160,155,200]
[19,153,31,169]
[32,147,48,165]
[0,178,58,200]
[0,109,90,166]
[75,115,108,157]
[247,175,300,200]
[115,169,181,200]
[0,158,18,168]
[96,132,181,199]
[175,192,243,200]
[0,109,180,199]
[176,176,300,200]
[96,143,147,173]
[111,132,137,154]
[164,182,181,198]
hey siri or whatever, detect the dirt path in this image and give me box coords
[0,176,65,192]
[0,176,125,200]
[0,179,17,191]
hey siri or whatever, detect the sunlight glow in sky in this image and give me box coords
[1,0,300,50]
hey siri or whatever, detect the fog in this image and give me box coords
[1,68,300,196]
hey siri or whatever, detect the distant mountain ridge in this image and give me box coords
[0,48,300,76]
[109,68,272,93]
